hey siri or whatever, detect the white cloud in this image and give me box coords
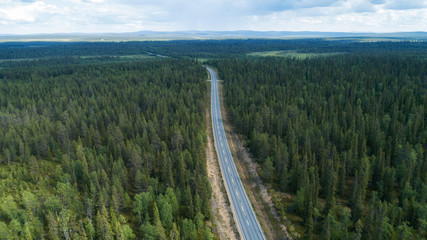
[85,0,105,3]
[0,0,426,34]
[0,1,58,23]
[251,6,427,32]
[384,0,427,10]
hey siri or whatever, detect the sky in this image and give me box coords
[0,0,426,34]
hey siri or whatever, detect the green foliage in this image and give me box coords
[397,221,413,240]
[0,222,11,240]
[351,157,370,221]
[140,222,157,240]
[0,40,425,61]
[0,39,425,240]
[122,224,135,240]
[85,221,95,240]
[134,191,154,224]
[0,195,19,221]
[152,202,167,240]
[169,222,180,240]
[0,57,212,238]
[293,188,306,216]
[181,218,197,240]
[262,157,274,183]
[212,53,427,239]
[157,195,173,232]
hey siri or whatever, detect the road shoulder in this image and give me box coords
[206,77,240,240]
[217,82,292,240]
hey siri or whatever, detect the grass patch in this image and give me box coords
[247,50,344,59]
[270,189,305,239]
[197,58,212,63]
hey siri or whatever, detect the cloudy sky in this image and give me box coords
[0,0,426,34]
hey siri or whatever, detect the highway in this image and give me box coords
[206,66,265,240]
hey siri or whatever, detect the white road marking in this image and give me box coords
[208,67,264,240]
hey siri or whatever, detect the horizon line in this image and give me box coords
[1,30,427,36]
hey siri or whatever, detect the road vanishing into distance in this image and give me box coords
[206,66,265,240]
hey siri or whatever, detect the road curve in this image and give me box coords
[206,66,265,240]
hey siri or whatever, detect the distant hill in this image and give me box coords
[1,31,427,41]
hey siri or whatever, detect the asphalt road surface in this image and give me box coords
[207,66,265,240]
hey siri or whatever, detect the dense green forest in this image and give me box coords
[212,54,427,239]
[1,40,426,239]
[1,40,426,60]
[0,58,213,239]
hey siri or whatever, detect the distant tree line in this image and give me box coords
[1,40,426,60]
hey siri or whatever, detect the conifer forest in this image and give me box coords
[0,40,426,239]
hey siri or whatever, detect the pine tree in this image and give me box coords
[96,207,113,240]
[47,211,60,240]
[338,161,346,197]
[353,220,363,240]
[397,221,413,240]
[177,153,187,189]
[305,212,314,240]
[279,165,289,192]
[24,224,33,240]
[165,188,179,219]
[321,211,333,240]
[0,222,10,239]
[351,157,370,221]
[181,219,197,240]
[60,209,72,240]
[133,191,153,224]
[85,221,95,240]
[323,154,337,214]
[153,202,167,240]
[141,222,156,240]
[122,223,136,240]
[169,223,180,240]
[158,196,173,232]
[262,157,274,184]
[303,167,317,240]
